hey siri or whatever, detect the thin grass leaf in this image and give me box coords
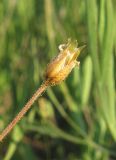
[81,56,92,107]
[86,0,100,80]
[47,88,86,137]
[100,0,116,139]
[98,0,105,47]
[101,0,114,81]
[60,82,78,111]
[44,0,56,55]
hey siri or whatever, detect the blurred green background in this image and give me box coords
[0,0,116,159]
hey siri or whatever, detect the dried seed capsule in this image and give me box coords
[45,39,86,85]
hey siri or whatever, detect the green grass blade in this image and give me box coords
[81,56,93,107]
[86,0,100,80]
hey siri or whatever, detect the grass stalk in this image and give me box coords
[47,88,86,137]
[86,0,100,81]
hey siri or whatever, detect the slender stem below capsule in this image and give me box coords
[0,81,49,142]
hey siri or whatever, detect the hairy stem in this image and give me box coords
[0,81,49,142]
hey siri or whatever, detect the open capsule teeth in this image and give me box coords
[78,45,86,51]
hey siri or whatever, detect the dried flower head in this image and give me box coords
[45,39,86,85]
[0,38,86,142]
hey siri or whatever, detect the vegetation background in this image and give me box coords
[0,0,116,159]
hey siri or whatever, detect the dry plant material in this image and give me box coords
[0,39,85,142]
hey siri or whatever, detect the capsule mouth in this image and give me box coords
[66,39,79,52]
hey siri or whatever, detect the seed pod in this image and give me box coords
[45,39,86,85]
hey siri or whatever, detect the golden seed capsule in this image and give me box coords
[45,39,86,85]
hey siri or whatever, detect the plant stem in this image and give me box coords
[0,81,49,142]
